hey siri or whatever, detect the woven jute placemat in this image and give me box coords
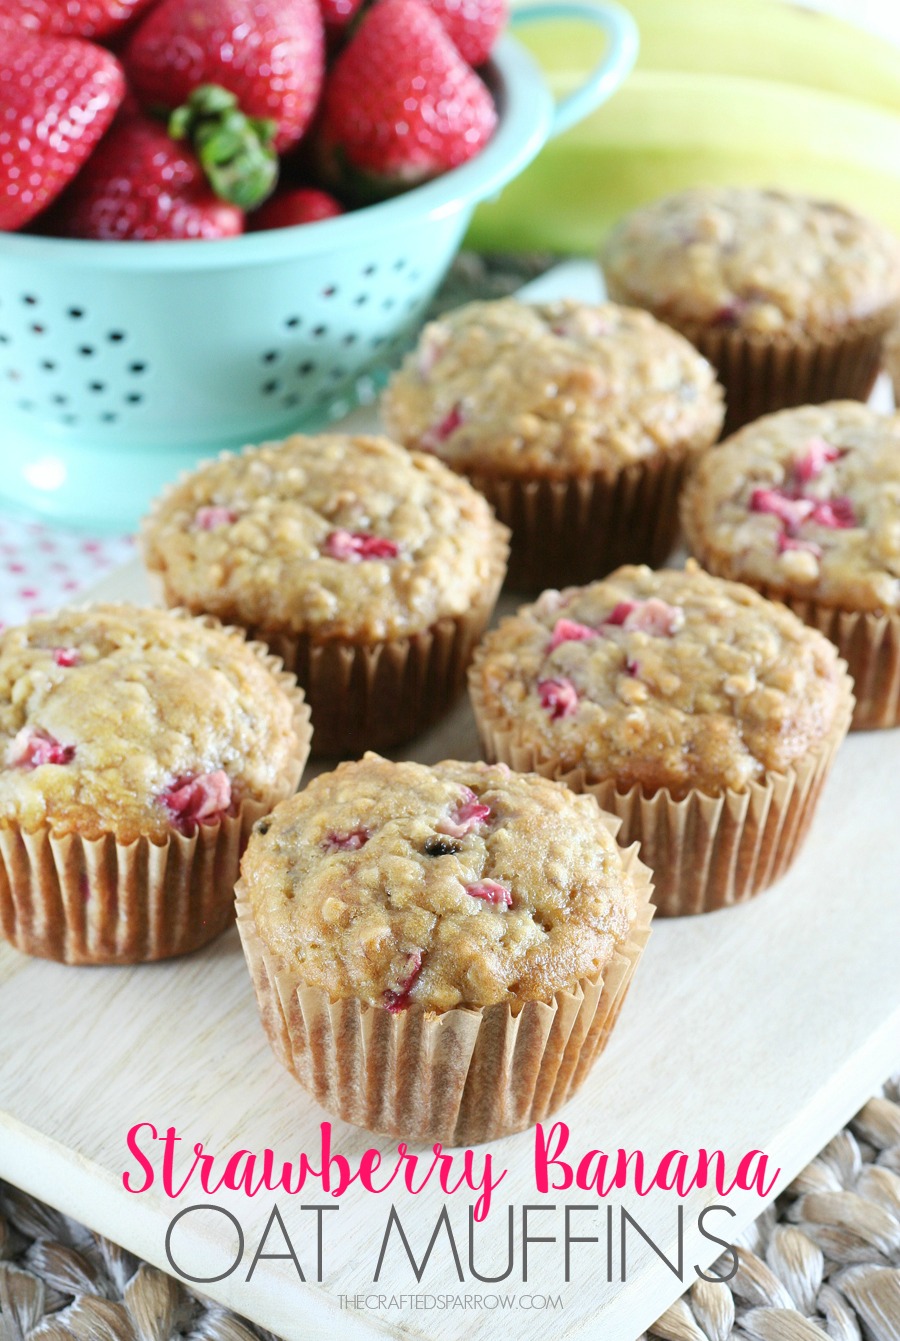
[1,1075,898,1341]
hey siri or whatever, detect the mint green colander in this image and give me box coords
[0,2,637,531]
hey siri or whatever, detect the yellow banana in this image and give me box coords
[467,70,900,254]
[512,0,900,115]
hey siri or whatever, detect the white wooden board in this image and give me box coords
[1,264,899,1341]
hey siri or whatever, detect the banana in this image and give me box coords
[511,0,900,115]
[467,70,900,254]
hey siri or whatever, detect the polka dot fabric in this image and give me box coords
[0,515,133,630]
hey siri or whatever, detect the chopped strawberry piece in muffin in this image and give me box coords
[194,505,238,530]
[383,949,423,1013]
[538,676,579,719]
[603,597,684,636]
[437,786,491,837]
[625,656,641,677]
[322,529,400,561]
[421,404,463,451]
[160,769,232,835]
[548,618,597,651]
[464,879,512,907]
[793,436,843,483]
[810,497,857,529]
[750,487,816,530]
[52,647,81,667]
[322,828,370,852]
[778,534,822,558]
[8,728,75,769]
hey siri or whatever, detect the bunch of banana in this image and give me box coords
[467,0,900,252]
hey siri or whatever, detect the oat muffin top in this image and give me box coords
[682,402,900,613]
[0,604,306,843]
[241,753,645,1014]
[471,564,846,798]
[142,434,507,642]
[381,298,724,477]
[602,188,900,340]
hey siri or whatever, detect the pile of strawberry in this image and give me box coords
[0,0,505,239]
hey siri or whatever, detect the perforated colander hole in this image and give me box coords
[284,316,301,329]
[101,412,117,423]
[21,295,37,307]
[323,285,338,297]
[343,333,357,346]
[393,259,406,271]
[298,361,316,376]
[124,392,143,405]
[40,360,56,372]
[0,335,9,344]
[107,331,125,343]
[30,324,45,335]
[363,264,377,277]
[78,346,95,357]
[67,308,85,319]
[128,362,146,375]
[312,324,327,338]
[354,294,368,306]
[89,382,106,393]
[261,350,279,365]
[261,380,280,395]
[52,394,68,405]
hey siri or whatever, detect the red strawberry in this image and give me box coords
[423,0,506,65]
[7,0,157,41]
[319,0,497,198]
[51,114,244,239]
[0,30,125,231]
[250,187,342,230]
[124,0,325,153]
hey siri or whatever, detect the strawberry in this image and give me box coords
[250,187,343,230]
[6,0,157,41]
[423,0,506,66]
[319,0,497,199]
[50,113,245,239]
[124,0,325,153]
[0,30,125,231]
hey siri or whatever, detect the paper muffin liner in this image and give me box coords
[227,525,509,758]
[677,312,894,437]
[235,840,654,1146]
[466,447,692,594]
[468,665,854,918]
[0,611,312,965]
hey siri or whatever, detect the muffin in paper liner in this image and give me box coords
[235,838,654,1147]
[0,611,312,966]
[468,664,854,918]
[233,523,508,757]
[678,314,893,437]
[467,449,688,593]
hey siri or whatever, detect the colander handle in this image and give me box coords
[509,1,639,138]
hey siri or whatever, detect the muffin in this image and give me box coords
[236,753,654,1145]
[0,604,310,964]
[141,433,508,756]
[682,401,900,729]
[602,187,900,434]
[469,564,853,916]
[381,298,724,591]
